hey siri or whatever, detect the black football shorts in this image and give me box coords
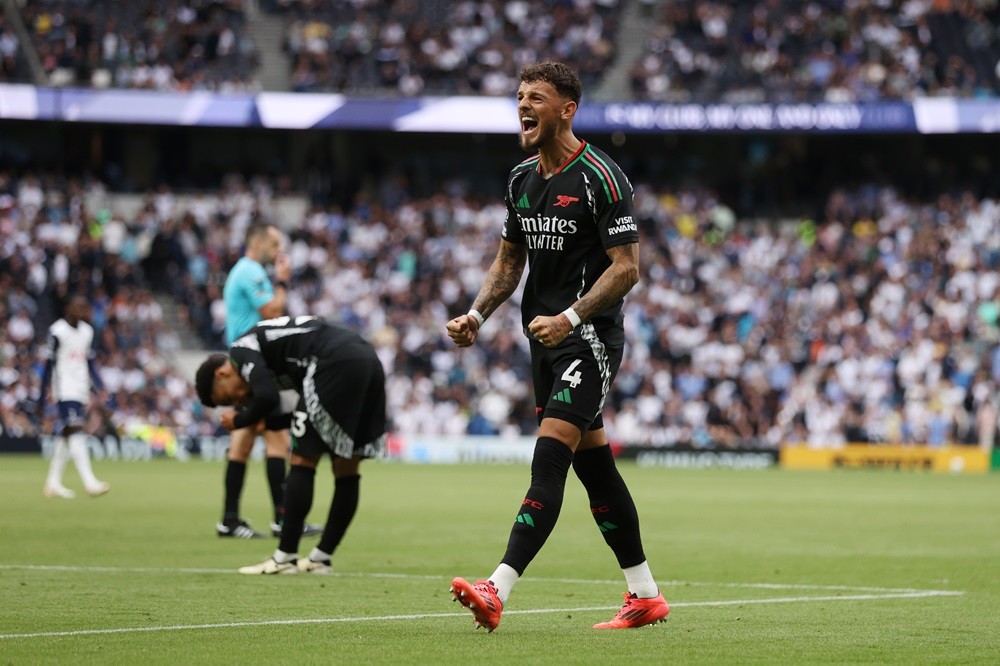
[289,352,387,461]
[530,324,625,435]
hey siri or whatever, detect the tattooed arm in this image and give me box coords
[526,242,639,348]
[572,242,639,320]
[446,240,527,347]
[471,240,528,319]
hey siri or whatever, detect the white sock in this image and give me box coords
[68,433,100,489]
[623,561,658,598]
[46,437,69,488]
[488,563,520,605]
[308,547,331,563]
[273,549,297,563]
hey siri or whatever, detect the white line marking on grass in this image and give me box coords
[672,591,964,606]
[0,564,286,575]
[0,590,963,640]
[664,580,965,594]
[526,577,962,595]
[0,564,958,595]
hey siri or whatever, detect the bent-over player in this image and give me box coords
[195,316,386,573]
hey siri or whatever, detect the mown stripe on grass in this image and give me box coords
[0,564,960,595]
[0,591,963,640]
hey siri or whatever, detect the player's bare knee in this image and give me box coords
[263,429,290,457]
[290,452,319,469]
[332,455,361,478]
[577,427,608,451]
[538,418,582,451]
[227,428,256,462]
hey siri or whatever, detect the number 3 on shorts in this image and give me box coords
[562,359,583,388]
[291,411,308,438]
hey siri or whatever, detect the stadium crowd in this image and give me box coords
[2,168,999,449]
[15,0,259,91]
[278,0,622,95]
[630,0,1000,102]
[0,8,28,82]
[4,1,1000,104]
[0,172,206,442]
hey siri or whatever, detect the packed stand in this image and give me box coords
[0,172,209,442]
[4,171,998,449]
[156,173,1000,449]
[0,9,29,81]
[18,0,259,91]
[276,0,622,95]
[630,0,1000,103]
[615,183,1000,448]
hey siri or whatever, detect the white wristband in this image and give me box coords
[468,309,485,327]
[562,307,582,328]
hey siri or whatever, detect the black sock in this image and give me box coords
[317,474,360,558]
[278,465,315,555]
[223,460,247,523]
[500,437,574,574]
[266,456,287,524]
[573,445,646,568]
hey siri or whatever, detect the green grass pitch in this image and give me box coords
[1,455,998,664]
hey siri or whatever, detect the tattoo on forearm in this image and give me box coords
[574,244,639,320]
[472,244,526,318]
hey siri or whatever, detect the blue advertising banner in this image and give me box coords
[1,84,997,134]
[578,101,916,132]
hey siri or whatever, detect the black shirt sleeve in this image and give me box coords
[230,347,280,430]
[501,169,526,245]
[594,166,639,250]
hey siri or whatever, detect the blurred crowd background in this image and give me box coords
[1,0,997,100]
[2,168,999,449]
[1,0,999,450]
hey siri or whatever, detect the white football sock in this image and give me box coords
[308,547,331,563]
[488,563,520,605]
[67,432,100,488]
[623,561,658,598]
[273,549,297,564]
[46,437,69,488]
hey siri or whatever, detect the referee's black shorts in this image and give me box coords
[289,346,387,461]
[529,323,625,435]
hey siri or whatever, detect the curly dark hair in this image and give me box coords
[519,61,583,104]
[195,353,228,407]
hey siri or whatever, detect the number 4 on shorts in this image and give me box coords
[562,359,583,388]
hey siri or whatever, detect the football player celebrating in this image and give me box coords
[445,61,669,631]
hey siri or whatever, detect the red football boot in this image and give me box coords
[593,591,670,629]
[450,577,503,632]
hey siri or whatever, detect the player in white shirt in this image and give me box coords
[38,296,110,498]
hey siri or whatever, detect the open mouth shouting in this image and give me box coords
[521,116,538,134]
[520,115,539,141]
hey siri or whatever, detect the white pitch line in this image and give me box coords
[0,564,957,595]
[0,590,963,640]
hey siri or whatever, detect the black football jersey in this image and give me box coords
[227,315,368,428]
[501,140,639,332]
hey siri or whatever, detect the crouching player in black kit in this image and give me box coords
[195,316,386,574]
